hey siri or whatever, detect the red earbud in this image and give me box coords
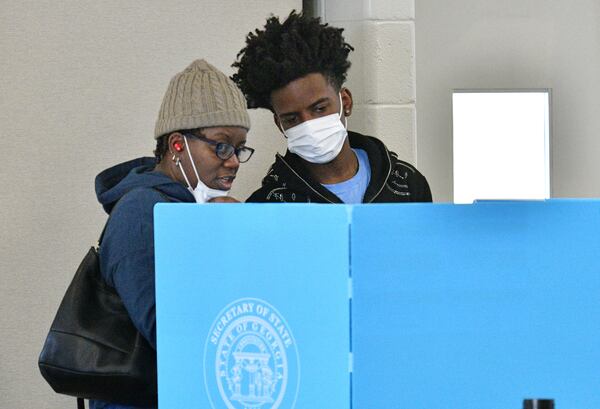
[174,143,183,152]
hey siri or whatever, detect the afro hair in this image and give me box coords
[232,10,354,111]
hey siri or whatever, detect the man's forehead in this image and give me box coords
[271,73,336,113]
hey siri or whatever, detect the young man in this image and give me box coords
[232,11,432,203]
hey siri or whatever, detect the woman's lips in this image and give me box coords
[216,175,235,190]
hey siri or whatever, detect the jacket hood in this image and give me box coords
[95,157,193,214]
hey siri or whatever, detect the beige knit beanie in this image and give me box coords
[154,59,250,139]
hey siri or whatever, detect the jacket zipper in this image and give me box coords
[277,154,335,203]
[366,146,392,203]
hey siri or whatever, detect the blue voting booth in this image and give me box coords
[154,201,600,409]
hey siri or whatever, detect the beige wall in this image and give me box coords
[416,0,600,201]
[0,1,299,407]
[317,0,419,167]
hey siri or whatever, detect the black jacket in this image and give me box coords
[247,131,432,203]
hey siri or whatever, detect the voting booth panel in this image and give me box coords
[351,201,600,409]
[155,201,600,409]
[155,204,351,409]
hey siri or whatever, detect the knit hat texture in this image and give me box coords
[154,59,250,139]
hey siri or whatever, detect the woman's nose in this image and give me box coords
[223,153,240,168]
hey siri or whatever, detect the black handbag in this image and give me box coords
[38,206,158,406]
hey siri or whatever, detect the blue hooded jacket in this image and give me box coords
[91,157,194,409]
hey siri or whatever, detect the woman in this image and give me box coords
[91,59,253,409]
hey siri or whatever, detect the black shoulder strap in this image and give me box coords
[97,187,173,247]
[77,398,85,409]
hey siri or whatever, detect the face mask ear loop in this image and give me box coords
[183,135,202,190]
[176,143,193,190]
[338,92,348,129]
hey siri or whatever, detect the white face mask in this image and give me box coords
[176,136,229,203]
[281,93,348,164]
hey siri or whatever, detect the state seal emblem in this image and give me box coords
[204,298,300,409]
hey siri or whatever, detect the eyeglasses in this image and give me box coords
[184,133,255,163]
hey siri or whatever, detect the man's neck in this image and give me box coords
[303,141,358,184]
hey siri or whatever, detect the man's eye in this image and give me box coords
[314,105,326,113]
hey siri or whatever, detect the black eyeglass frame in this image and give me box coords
[183,133,254,163]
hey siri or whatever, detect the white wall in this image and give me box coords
[416,0,600,201]
[0,1,298,407]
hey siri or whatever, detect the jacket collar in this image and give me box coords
[347,131,392,202]
[275,131,392,203]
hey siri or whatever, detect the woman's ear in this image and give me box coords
[168,132,185,155]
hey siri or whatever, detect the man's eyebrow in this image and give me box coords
[309,97,330,109]
[279,97,331,117]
